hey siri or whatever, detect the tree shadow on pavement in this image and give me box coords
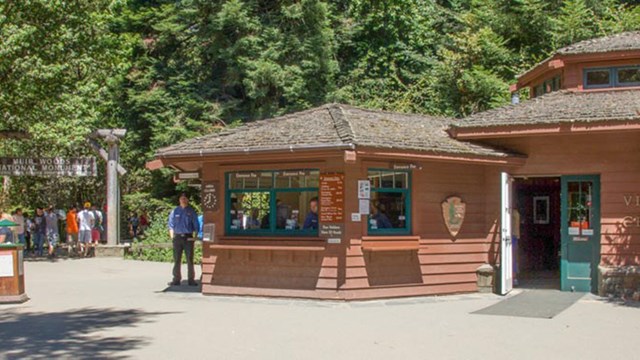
[0,308,174,359]
[598,297,640,308]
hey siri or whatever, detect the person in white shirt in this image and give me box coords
[77,202,95,257]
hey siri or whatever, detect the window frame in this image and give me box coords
[583,67,613,89]
[225,169,320,237]
[614,65,640,87]
[583,65,640,89]
[366,168,412,236]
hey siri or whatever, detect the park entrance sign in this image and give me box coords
[0,157,97,177]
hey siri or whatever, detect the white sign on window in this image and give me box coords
[358,180,371,199]
[359,199,370,215]
[202,224,215,242]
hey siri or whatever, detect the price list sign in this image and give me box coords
[319,173,345,223]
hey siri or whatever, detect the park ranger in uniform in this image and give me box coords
[168,193,200,286]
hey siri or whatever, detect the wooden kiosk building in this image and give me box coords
[155,32,640,300]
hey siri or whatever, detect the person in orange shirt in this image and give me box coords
[66,206,79,256]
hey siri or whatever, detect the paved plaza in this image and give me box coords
[1,258,638,360]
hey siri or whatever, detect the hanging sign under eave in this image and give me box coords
[0,157,97,177]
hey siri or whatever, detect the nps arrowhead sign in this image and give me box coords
[441,196,466,237]
[0,157,97,177]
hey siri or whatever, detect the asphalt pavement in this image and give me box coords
[1,258,638,360]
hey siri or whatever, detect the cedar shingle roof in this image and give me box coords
[454,89,640,129]
[557,31,640,55]
[156,104,517,158]
[517,32,640,80]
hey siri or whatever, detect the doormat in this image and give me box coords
[472,290,584,319]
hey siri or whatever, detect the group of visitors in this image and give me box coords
[66,202,105,257]
[0,202,105,258]
[128,212,149,240]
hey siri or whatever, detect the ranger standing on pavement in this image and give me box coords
[168,193,200,286]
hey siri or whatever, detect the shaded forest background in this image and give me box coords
[1,0,639,217]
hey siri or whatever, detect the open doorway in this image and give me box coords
[513,177,561,289]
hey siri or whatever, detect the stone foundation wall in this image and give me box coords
[599,265,640,300]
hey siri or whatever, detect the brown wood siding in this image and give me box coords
[484,131,640,267]
[201,155,344,297]
[564,58,640,90]
[341,161,488,296]
[193,129,640,300]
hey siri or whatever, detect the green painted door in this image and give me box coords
[560,175,600,292]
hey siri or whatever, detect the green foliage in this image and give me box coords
[1,0,640,215]
[125,214,202,264]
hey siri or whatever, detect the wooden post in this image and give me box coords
[90,129,126,246]
[106,137,119,245]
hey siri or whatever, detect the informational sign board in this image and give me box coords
[0,253,13,277]
[391,163,420,170]
[201,181,220,212]
[319,174,344,223]
[202,223,215,242]
[358,180,371,199]
[0,157,97,177]
[319,224,344,238]
[359,199,370,215]
[177,172,200,180]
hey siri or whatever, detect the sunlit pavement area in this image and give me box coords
[1,258,638,360]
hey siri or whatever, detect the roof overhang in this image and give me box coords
[148,143,355,171]
[512,50,640,92]
[356,147,526,167]
[450,119,640,140]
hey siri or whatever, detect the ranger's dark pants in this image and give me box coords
[173,233,195,282]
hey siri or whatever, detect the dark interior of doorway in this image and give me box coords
[514,177,561,289]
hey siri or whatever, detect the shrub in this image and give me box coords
[125,214,202,264]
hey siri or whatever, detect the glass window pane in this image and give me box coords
[258,172,273,188]
[617,68,640,84]
[394,172,408,189]
[229,171,269,189]
[552,76,561,91]
[381,172,394,188]
[534,85,544,97]
[229,192,271,230]
[586,70,610,87]
[274,191,318,230]
[369,191,407,230]
[275,170,316,188]
[367,171,381,188]
[306,170,320,188]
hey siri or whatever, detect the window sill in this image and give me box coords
[209,236,327,251]
[209,244,325,252]
[361,236,420,252]
[220,236,325,242]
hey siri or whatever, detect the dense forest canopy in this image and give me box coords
[1,0,639,215]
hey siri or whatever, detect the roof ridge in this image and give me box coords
[327,104,356,144]
[558,30,640,54]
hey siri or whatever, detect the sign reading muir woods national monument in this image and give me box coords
[0,157,97,177]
